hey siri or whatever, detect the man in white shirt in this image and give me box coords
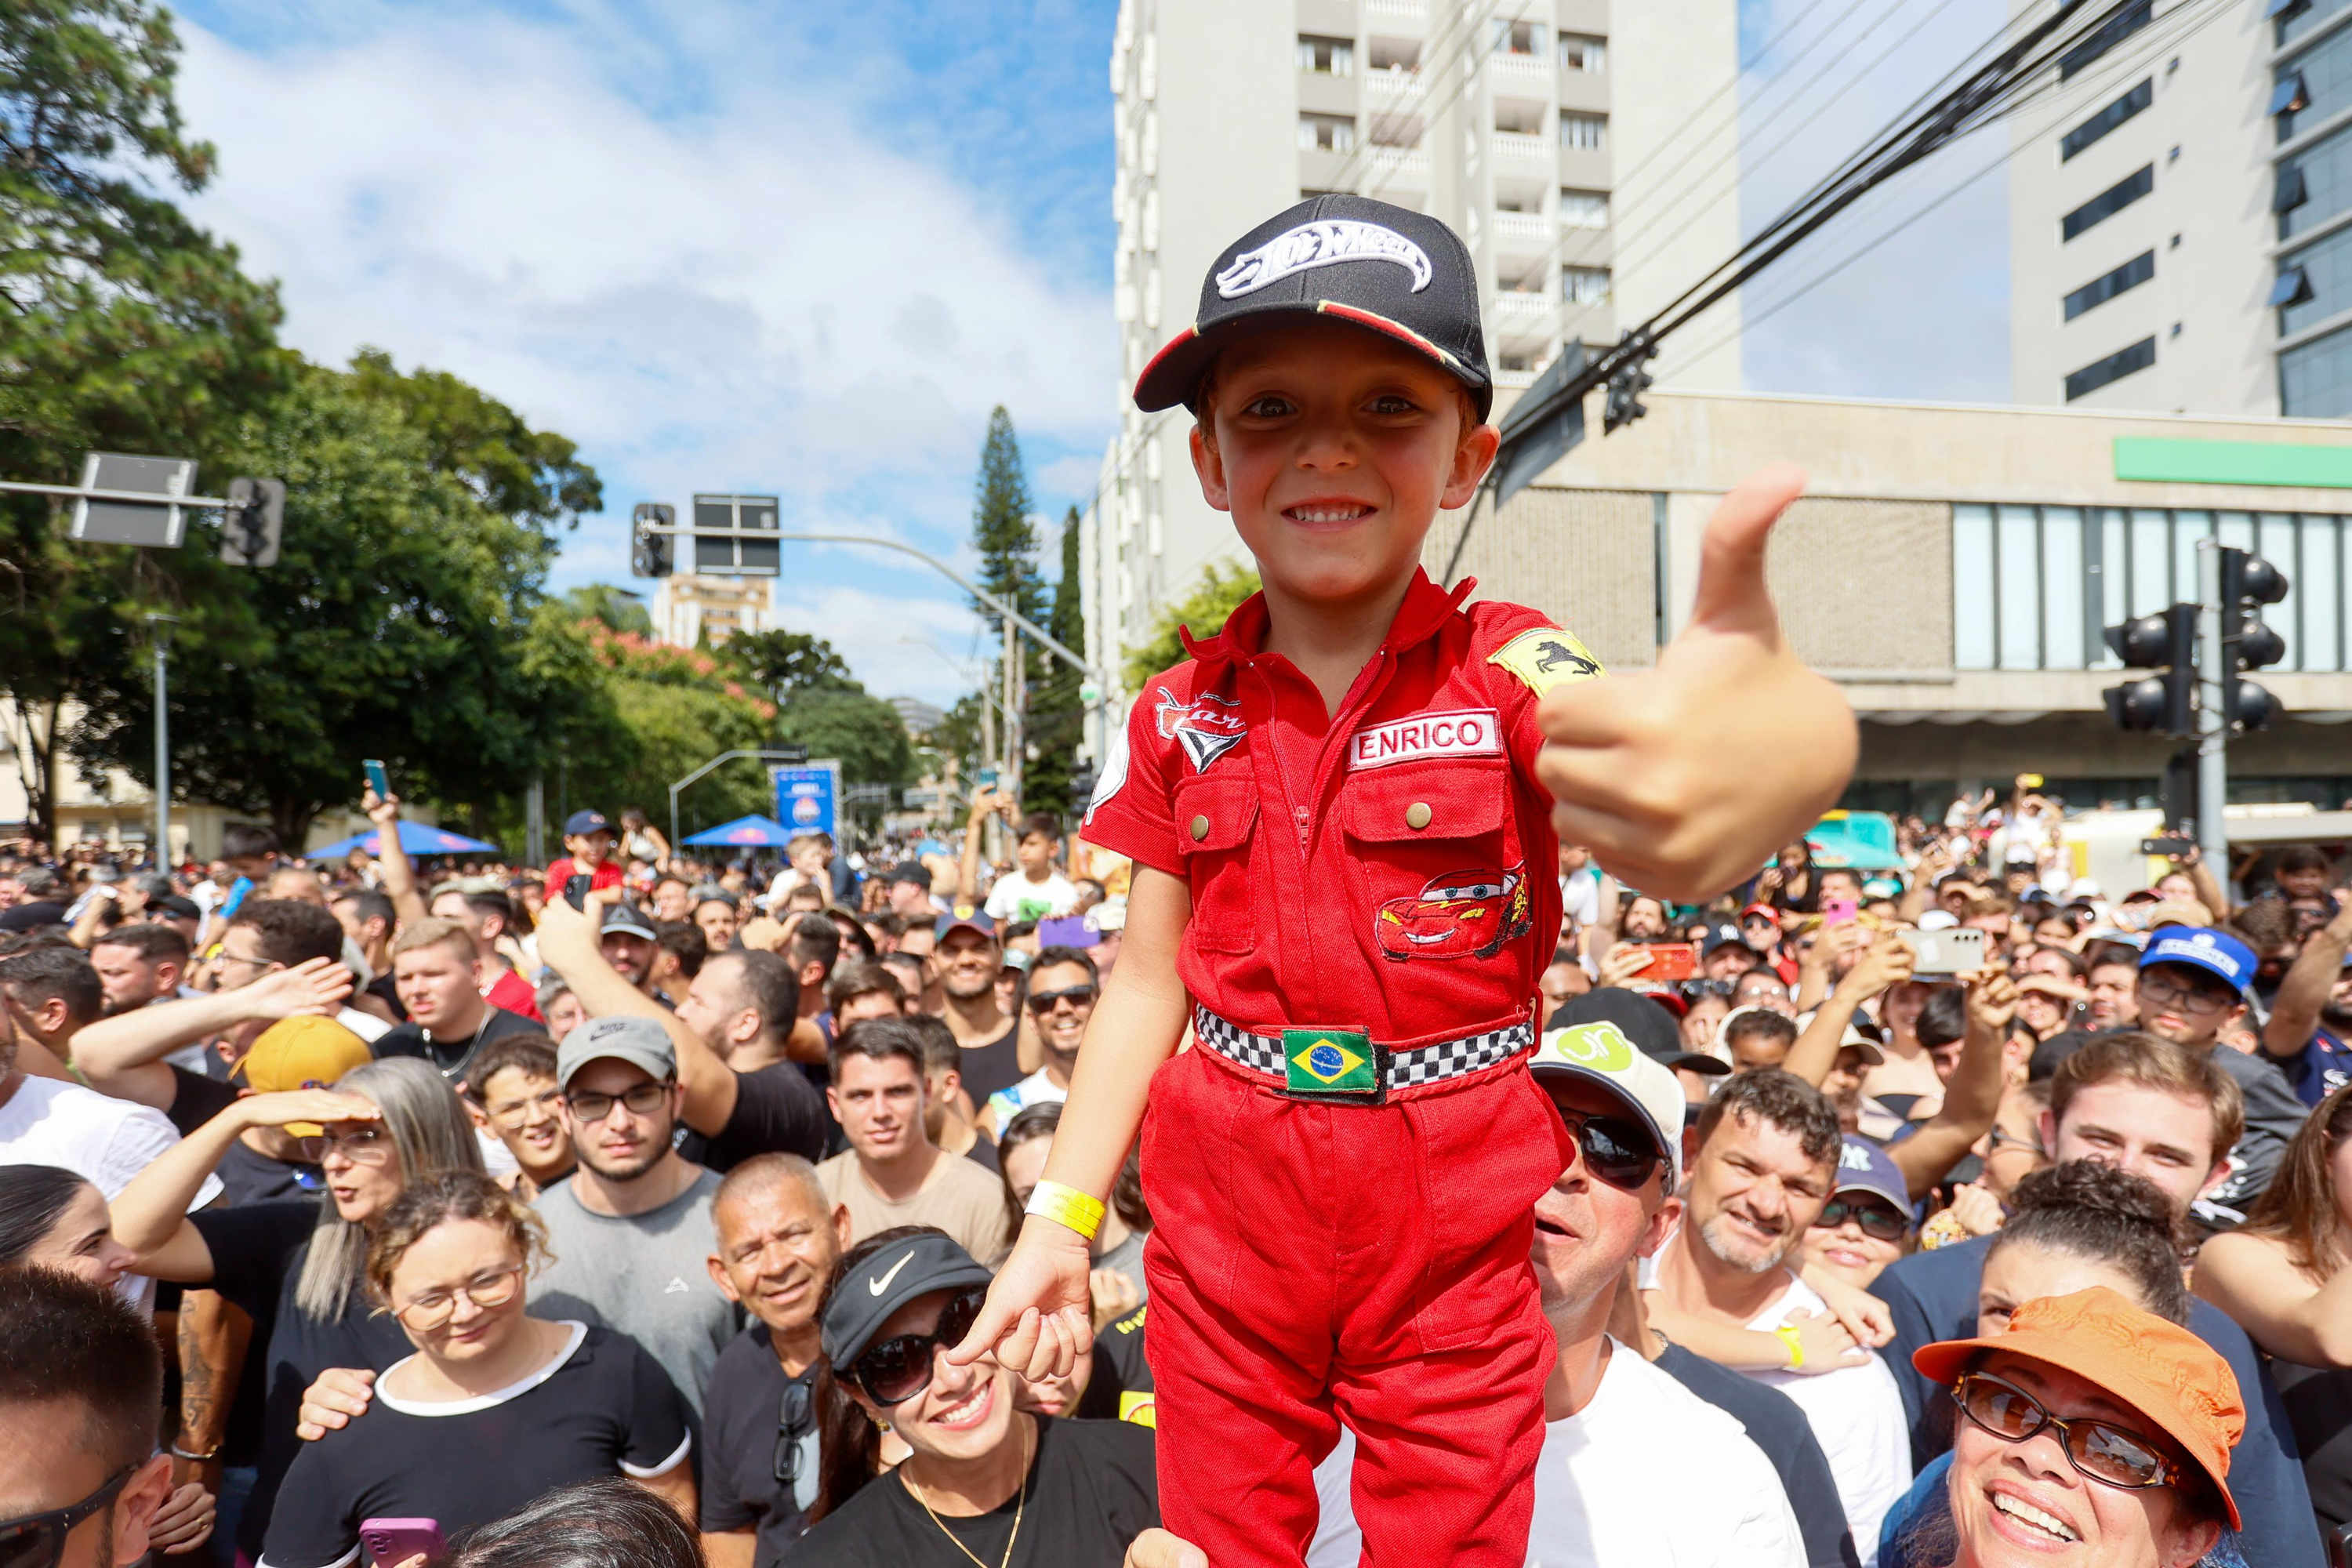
[1126,1021,1807,1568]
[1649,1069,1911,1564]
[978,946,1095,1134]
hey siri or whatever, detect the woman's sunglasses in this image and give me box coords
[0,1467,132,1568]
[1552,1107,1663,1192]
[849,1287,989,1406]
[1812,1196,1908,1242]
[1952,1372,2182,1490]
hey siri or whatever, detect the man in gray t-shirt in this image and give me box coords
[531,1166,739,1413]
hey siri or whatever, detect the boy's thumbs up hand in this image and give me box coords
[1533,463,1856,903]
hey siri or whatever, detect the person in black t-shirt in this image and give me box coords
[935,914,1022,1109]
[371,920,536,1085]
[110,1060,489,1564]
[699,1155,851,1568]
[262,1171,693,1568]
[800,1228,1157,1568]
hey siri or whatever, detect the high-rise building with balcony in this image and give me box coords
[1083,0,1741,695]
[652,575,771,648]
[2007,0,2352,418]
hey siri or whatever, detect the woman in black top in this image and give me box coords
[800,1227,1157,1568]
[260,1171,694,1568]
[111,1058,485,1563]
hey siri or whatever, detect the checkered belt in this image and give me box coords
[1192,1007,1534,1094]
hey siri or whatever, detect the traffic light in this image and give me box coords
[1602,359,1653,434]
[2220,547,2289,731]
[219,477,284,568]
[2101,603,2197,735]
[631,502,674,578]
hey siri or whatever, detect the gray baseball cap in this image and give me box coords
[818,1229,993,1370]
[555,1015,676,1089]
[599,902,658,942]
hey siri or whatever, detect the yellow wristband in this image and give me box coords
[1024,1180,1105,1243]
[1774,1322,1806,1370]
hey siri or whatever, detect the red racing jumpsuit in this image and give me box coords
[1081,568,1603,1568]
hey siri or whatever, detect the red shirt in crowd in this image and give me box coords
[1082,569,1602,1048]
[541,858,622,902]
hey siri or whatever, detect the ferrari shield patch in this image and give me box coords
[1488,628,1604,695]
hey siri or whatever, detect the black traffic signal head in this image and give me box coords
[2100,602,2198,735]
[631,502,674,578]
[220,477,285,568]
[2220,547,2291,729]
[2228,681,2281,730]
[2103,611,2173,667]
[2235,554,2289,607]
[2103,677,2172,731]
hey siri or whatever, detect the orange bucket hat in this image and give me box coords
[1912,1286,2243,1529]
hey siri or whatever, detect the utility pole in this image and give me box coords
[2195,540,2228,867]
[144,614,177,869]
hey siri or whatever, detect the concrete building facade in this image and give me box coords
[1085,0,1742,713]
[1432,387,2352,811]
[652,575,771,648]
[2007,0,2352,420]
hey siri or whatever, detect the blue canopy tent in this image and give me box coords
[307,821,502,858]
[682,815,795,849]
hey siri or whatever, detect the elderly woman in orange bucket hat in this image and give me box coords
[1904,1286,2242,1568]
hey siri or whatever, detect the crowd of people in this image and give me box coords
[2,762,2350,1568]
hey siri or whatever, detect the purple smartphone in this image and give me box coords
[360,1519,447,1566]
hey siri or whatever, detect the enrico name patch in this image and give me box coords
[1348,710,1502,770]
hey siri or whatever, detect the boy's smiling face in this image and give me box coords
[1190,318,1497,612]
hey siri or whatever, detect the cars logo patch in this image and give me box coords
[1376,867,1531,961]
[1155,689,1248,774]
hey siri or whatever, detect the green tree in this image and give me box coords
[776,688,915,793]
[968,407,1045,634]
[0,0,285,843]
[1024,506,1087,816]
[1123,562,1261,689]
[720,628,858,707]
[561,584,652,636]
[69,358,603,844]
[348,348,600,535]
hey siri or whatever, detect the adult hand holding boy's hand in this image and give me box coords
[1535,464,1856,903]
[947,1217,1094,1381]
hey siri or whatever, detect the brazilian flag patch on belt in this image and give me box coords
[1283,1029,1377,1095]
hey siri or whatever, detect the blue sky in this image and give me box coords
[169,0,2010,706]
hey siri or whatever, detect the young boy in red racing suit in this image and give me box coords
[948,194,1857,1566]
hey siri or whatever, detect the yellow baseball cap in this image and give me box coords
[240,1017,372,1136]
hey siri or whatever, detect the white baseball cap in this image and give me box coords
[1530,1022,1688,1190]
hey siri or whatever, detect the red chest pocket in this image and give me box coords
[1174,772,1259,954]
[1341,757,1530,964]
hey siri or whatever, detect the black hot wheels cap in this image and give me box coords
[1133,194,1492,422]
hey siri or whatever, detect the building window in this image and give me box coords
[1298,114,1356,154]
[2283,321,2352,417]
[1559,188,1609,227]
[1954,504,2352,673]
[2281,0,2352,48]
[2281,223,2352,334]
[2062,165,2154,241]
[1298,34,1353,75]
[2278,24,2352,141]
[2060,0,2152,80]
[1563,265,1612,305]
[2059,80,2151,161]
[2062,251,2156,321]
[1559,34,1606,71]
[2280,124,2352,238]
[2063,336,2157,400]
[1494,19,1544,55]
[1560,112,1607,151]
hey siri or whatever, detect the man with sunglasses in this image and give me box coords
[980,946,1097,1136]
[0,1268,179,1568]
[2029,928,2306,1226]
[699,1154,851,1568]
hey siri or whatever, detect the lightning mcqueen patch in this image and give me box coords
[1376,867,1533,961]
[1156,690,1248,774]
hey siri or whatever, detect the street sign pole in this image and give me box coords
[145,614,177,868]
[2195,539,2228,867]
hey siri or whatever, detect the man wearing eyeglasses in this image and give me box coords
[978,946,1097,1137]
[2029,928,2306,1226]
[0,1268,180,1568]
[698,1154,850,1568]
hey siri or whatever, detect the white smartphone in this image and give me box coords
[1906,926,1987,975]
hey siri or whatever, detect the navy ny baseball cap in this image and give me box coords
[2140,927,2257,995]
[1133,194,1492,421]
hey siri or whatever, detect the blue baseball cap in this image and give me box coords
[1831,1138,1910,1214]
[2139,927,2256,995]
[563,809,613,837]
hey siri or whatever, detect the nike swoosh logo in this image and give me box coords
[868,1249,916,1297]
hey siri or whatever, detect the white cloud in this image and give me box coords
[172,6,1118,628]
[768,585,999,707]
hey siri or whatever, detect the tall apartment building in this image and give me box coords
[2008,0,2352,418]
[652,575,771,648]
[1082,0,1741,710]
